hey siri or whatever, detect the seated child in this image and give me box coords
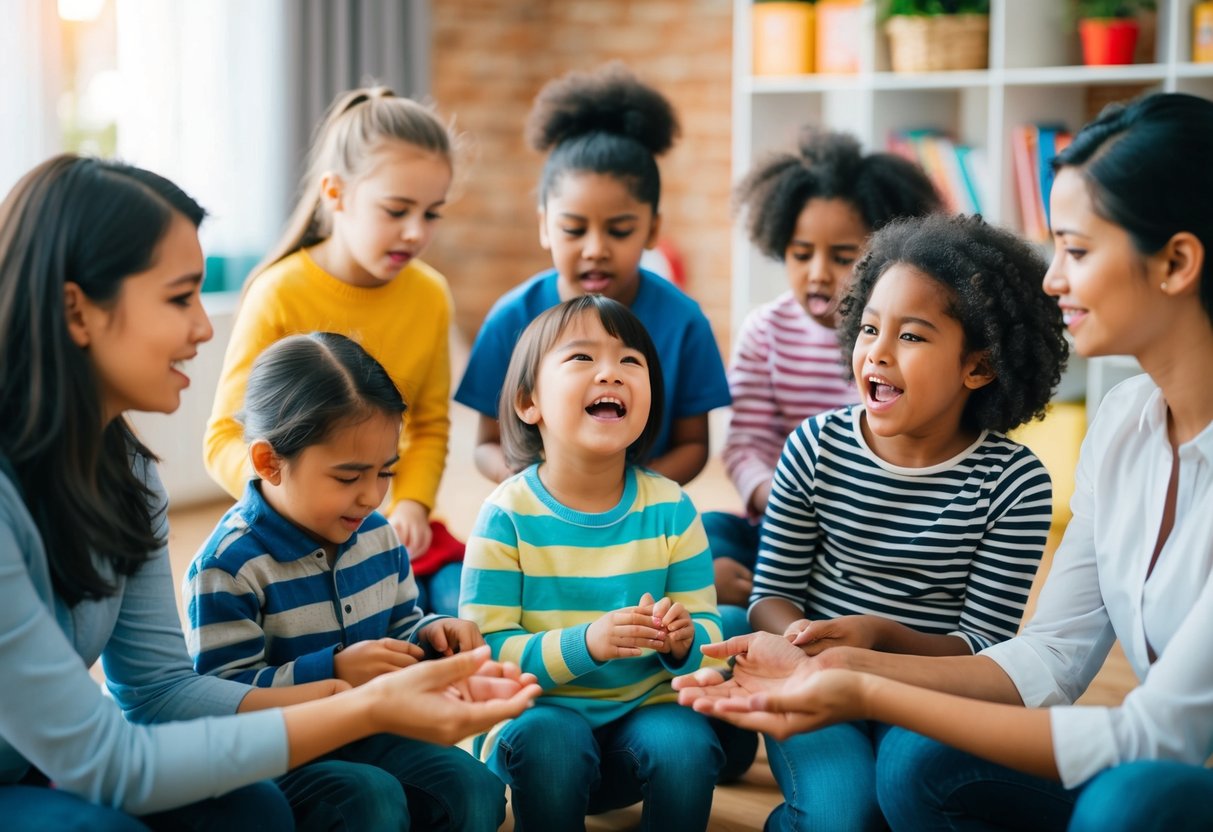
[185,332,504,831]
[460,295,725,829]
[705,128,942,638]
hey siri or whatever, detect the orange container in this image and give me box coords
[815,0,861,74]
[753,2,815,76]
[1195,2,1213,63]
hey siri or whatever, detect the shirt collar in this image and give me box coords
[237,480,356,562]
[1137,384,1213,464]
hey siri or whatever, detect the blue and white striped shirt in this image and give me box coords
[184,481,442,686]
[750,406,1052,652]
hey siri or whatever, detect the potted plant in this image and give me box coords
[1073,1,1154,66]
[753,0,816,76]
[881,0,990,73]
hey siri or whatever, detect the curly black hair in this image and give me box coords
[734,128,943,261]
[525,61,679,210]
[838,214,1068,434]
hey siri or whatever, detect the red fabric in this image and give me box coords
[408,519,466,577]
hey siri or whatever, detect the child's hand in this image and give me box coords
[420,618,485,657]
[334,638,426,686]
[786,615,882,655]
[714,558,754,606]
[586,599,665,662]
[649,595,694,661]
[390,499,433,557]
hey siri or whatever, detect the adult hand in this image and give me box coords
[420,617,486,656]
[673,630,811,708]
[787,615,884,654]
[390,499,433,558]
[710,668,870,740]
[364,646,541,745]
[334,638,426,687]
[714,558,754,607]
[586,596,663,661]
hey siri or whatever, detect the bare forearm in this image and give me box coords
[237,679,347,713]
[750,597,804,636]
[869,619,972,657]
[281,689,378,768]
[825,648,1024,704]
[472,442,513,483]
[646,441,708,486]
[861,674,1058,779]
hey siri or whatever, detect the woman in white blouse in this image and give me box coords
[675,92,1213,832]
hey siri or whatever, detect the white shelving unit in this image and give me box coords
[731,0,1205,416]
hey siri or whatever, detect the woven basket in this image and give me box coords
[885,14,989,73]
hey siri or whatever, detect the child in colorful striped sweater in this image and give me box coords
[459,295,724,831]
[185,332,508,831]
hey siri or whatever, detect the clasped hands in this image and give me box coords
[586,592,694,662]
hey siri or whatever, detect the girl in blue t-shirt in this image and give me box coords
[454,62,730,487]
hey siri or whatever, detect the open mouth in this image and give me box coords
[586,396,627,420]
[805,291,834,318]
[866,375,903,406]
[1060,305,1088,329]
[579,271,612,292]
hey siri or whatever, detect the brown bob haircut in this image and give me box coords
[499,295,665,472]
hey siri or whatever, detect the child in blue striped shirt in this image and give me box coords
[460,295,724,830]
[184,331,505,830]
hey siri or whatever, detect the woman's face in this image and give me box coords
[68,212,213,421]
[1043,168,1166,359]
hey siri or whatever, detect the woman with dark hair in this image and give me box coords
[0,155,539,831]
[676,92,1213,832]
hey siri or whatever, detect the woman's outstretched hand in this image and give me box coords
[363,645,541,745]
[672,631,867,740]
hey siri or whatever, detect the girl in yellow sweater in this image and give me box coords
[205,86,465,614]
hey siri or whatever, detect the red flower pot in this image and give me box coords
[1079,18,1140,66]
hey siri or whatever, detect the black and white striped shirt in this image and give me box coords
[750,406,1052,652]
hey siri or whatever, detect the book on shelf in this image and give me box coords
[886,129,986,217]
[1012,123,1072,242]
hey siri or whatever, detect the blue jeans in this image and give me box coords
[276,732,504,831]
[0,779,292,832]
[414,562,463,618]
[765,720,894,832]
[876,728,1076,831]
[488,703,722,831]
[1068,760,1213,832]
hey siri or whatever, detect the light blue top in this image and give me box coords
[454,268,732,459]
[0,457,287,813]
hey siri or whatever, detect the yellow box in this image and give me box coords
[815,0,861,74]
[753,2,815,76]
[1195,2,1213,63]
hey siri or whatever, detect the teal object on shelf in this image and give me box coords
[203,254,261,293]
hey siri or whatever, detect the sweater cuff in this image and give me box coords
[561,624,604,680]
[293,646,338,684]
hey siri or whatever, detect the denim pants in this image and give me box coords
[276,732,504,831]
[414,561,463,618]
[488,702,723,831]
[0,777,292,832]
[1068,760,1213,832]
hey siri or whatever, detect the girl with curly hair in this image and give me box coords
[705,128,942,638]
[735,212,1067,831]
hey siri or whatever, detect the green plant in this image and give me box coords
[1073,0,1155,18]
[881,0,989,18]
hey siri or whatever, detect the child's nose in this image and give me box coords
[582,230,608,259]
[595,362,623,384]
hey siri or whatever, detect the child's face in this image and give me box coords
[785,198,870,328]
[266,411,400,551]
[70,212,213,422]
[517,312,652,465]
[1044,167,1160,359]
[539,171,660,307]
[326,143,451,287]
[852,264,991,445]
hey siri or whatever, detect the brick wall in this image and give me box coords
[427,0,734,354]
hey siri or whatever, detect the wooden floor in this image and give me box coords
[164,399,1135,831]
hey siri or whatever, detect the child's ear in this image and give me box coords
[515,390,541,426]
[249,439,285,485]
[644,212,662,250]
[63,282,94,348]
[319,173,345,212]
[963,351,996,391]
[537,207,551,251]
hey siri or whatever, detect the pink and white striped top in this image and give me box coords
[723,291,858,512]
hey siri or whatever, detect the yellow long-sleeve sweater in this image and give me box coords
[204,250,452,511]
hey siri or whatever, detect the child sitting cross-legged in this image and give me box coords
[185,331,508,832]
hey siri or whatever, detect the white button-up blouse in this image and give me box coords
[982,373,1213,787]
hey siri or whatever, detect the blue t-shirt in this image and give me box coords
[455,269,731,460]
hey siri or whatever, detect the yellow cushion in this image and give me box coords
[1008,403,1086,531]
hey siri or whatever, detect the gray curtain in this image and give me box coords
[283,0,431,181]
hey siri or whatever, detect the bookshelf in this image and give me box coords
[731,0,1209,414]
